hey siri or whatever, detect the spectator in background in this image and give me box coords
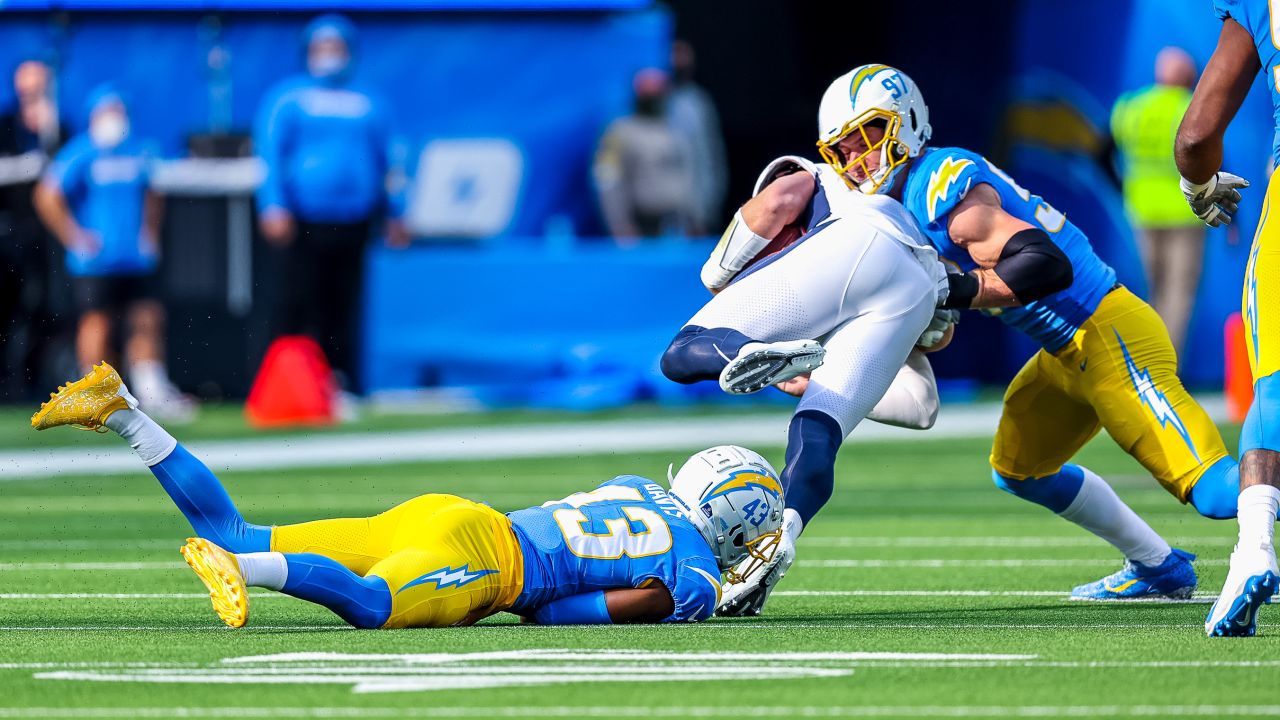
[1111,47,1203,355]
[0,59,70,399]
[33,85,194,419]
[254,14,408,394]
[668,40,727,234]
[594,68,697,243]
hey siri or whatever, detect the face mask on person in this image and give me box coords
[90,111,128,149]
[308,51,349,79]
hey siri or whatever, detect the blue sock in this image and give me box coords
[660,325,756,384]
[149,444,271,553]
[281,553,392,629]
[993,464,1085,513]
[1188,456,1240,520]
[781,410,844,525]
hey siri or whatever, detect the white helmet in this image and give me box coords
[667,445,784,583]
[816,64,931,195]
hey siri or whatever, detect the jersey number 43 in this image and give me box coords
[548,487,674,560]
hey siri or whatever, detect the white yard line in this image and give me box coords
[801,536,1235,548]
[0,406,1010,479]
[803,558,1229,568]
[0,706,1277,718]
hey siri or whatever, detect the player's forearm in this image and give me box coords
[740,174,812,238]
[969,269,1021,308]
[1174,117,1225,184]
[1175,18,1260,183]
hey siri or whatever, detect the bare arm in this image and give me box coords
[739,171,814,238]
[143,191,164,241]
[1176,18,1260,183]
[945,184,1034,308]
[603,585,675,623]
[33,179,80,249]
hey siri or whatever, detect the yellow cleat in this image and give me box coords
[181,537,249,629]
[30,362,138,432]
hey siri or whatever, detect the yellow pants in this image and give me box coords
[1245,171,1280,383]
[990,286,1230,501]
[271,494,524,628]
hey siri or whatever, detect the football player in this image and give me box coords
[31,364,782,628]
[660,146,954,615]
[1174,0,1280,636]
[817,64,1243,600]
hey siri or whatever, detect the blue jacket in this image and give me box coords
[253,76,402,224]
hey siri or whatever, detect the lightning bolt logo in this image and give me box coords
[703,469,783,502]
[1247,232,1262,367]
[397,564,498,595]
[926,157,974,221]
[1114,329,1200,462]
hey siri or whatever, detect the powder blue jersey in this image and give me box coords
[1215,0,1280,161]
[45,135,156,277]
[507,475,722,623]
[902,147,1117,351]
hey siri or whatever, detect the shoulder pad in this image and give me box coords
[753,155,819,197]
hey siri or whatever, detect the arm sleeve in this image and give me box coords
[254,87,292,213]
[533,590,612,625]
[664,560,721,623]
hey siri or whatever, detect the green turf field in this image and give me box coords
[1,407,1277,719]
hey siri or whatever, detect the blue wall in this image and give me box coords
[0,9,670,237]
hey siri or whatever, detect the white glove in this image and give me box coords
[1181,171,1249,227]
[716,531,796,617]
[917,308,960,349]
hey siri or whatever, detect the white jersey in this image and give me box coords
[685,162,940,436]
[814,163,946,289]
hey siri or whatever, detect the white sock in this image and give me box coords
[1057,467,1171,567]
[782,508,804,543]
[236,552,288,591]
[1237,485,1280,551]
[103,408,177,466]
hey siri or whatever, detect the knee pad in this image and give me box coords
[781,410,844,525]
[991,464,1085,514]
[1188,456,1240,520]
[660,325,754,384]
[1242,373,1280,455]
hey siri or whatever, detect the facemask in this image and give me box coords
[90,112,128,149]
[308,53,349,79]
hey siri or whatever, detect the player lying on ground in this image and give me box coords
[660,149,955,615]
[1174,0,1280,636]
[818,64,1245,600]
[31,364,783,628]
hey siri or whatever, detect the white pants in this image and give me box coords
[684,219,937,436]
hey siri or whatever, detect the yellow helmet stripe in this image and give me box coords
[848,64,890,105]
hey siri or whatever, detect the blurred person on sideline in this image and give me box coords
[667,40,727,236]
[33,85,194,420]
[0,59,71,399]
[594,68,697,243]
[254,14,408,394]
[1111,47,1204,354]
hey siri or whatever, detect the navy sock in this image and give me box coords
[781,410,844,525]
[282,553,392,629]
[660,325,756,384]
[149,444,271,553]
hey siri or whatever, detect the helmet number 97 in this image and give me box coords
[881,72,906,100]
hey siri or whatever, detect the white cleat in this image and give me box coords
[1205,543,1280,637]
[719,340,825,395]
[717,533,795,617]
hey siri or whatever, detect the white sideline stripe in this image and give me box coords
[0,622,1191,631]
[802,558,1228,568]
[0,406,1006,479]
[0,561,182,571]
[802,536,1235,548]
[0,706,1277,718]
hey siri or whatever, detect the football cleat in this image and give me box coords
[1205,544,1279,637]
[719,340,825,395]
[181,537,249,629]
[30,362,138,432]
[1070,548,1197,600]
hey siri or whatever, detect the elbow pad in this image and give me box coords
[992,228,1074,304]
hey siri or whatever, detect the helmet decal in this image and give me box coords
[848,63,890,106]
[703,469,783,502]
